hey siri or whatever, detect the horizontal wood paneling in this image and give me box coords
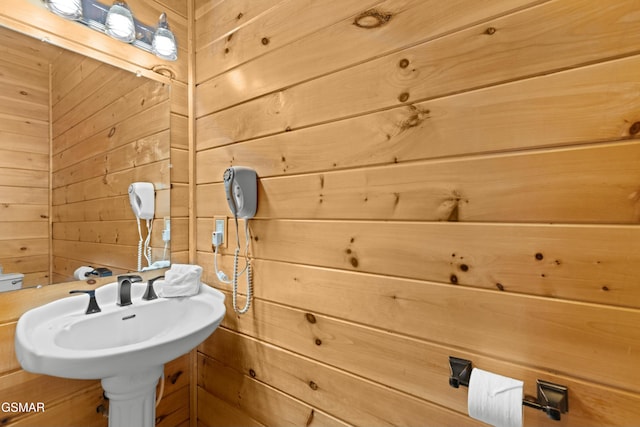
[200,323,640,427]
[197,261,640,421]
[195,0,284,51]
[198,354,350,427]
[195,0,384,83]
[196,0,546,113]
[197,386,265,427]
[201,327,487,427]
[6,385,107,427]
[208,288,640,426]
[0,32,50,289]
[156,386,190,427]
[197,219,640,308]
[53,132,171,189]
[0,26,63,69]
[52,80,169,151]
[0,371,100,424]
[52,60,115,123]
[197,141,640,224]
[51,52,172,281]
[195,0,640,425]
[196,0,640,148]
[196,52,640,182]
[52,102,170,172]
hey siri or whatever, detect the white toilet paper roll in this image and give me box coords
[468,368,523,427]
[73,266,94,281]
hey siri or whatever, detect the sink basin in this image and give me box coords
[16,280,225,379]
[14,280,226,427]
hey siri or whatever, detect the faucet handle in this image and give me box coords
[143,276,164,301]
[69,290,101,314]
[117,274,143,283]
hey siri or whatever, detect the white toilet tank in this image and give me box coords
[0,272,24,292]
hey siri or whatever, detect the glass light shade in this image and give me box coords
[46,0,83,20]
[105,1,136,43]
[152,13,177,61]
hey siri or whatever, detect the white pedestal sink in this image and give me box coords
[14,280,226,427]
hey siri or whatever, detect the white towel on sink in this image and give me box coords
[157,264,202,298]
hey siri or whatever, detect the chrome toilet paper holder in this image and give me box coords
[448,356,568,421]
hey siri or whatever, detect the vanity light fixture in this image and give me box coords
[151,13,177,61]
[45,0,83,20]
[41,0,178,61]
[104,1,135,43]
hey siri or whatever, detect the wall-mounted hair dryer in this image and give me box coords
[214,166,257,315]
[128,182,155,271]
[223,166,257,219]
[128,182,155,220]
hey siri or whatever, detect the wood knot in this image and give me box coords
[261,37,270,45]
[308,381,318,390]
[168,371,183,384]
[535,252,544,260]
[398,58,410,69]
[315,338,322,346]
[630,121,640,135]
[353,9,392,28]
[19,90,28,96]
[399,105,429,132]
[450,274,458,284]
[459,264,469,272]
[108,127,116,138]
[249,369,256,378]
[236,12,244,20]
[305,409,315,427]
[496,283,505,291]
[350,257,359,268]
[398,92,410,102]
[485,27,497,35]
[305,313,317,324]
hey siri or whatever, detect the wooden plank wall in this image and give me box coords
[0,26,52,287]
[194,0,640,426]
[50,50,172,282]
[0,0,191,425]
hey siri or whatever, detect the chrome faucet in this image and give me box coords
[117,275,142,306]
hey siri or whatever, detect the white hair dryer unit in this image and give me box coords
[214,167,257,314]
[129,182,155,270]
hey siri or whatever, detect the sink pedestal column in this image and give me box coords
[101,365,163,427]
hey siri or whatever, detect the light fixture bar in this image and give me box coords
[43,0,176,60]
